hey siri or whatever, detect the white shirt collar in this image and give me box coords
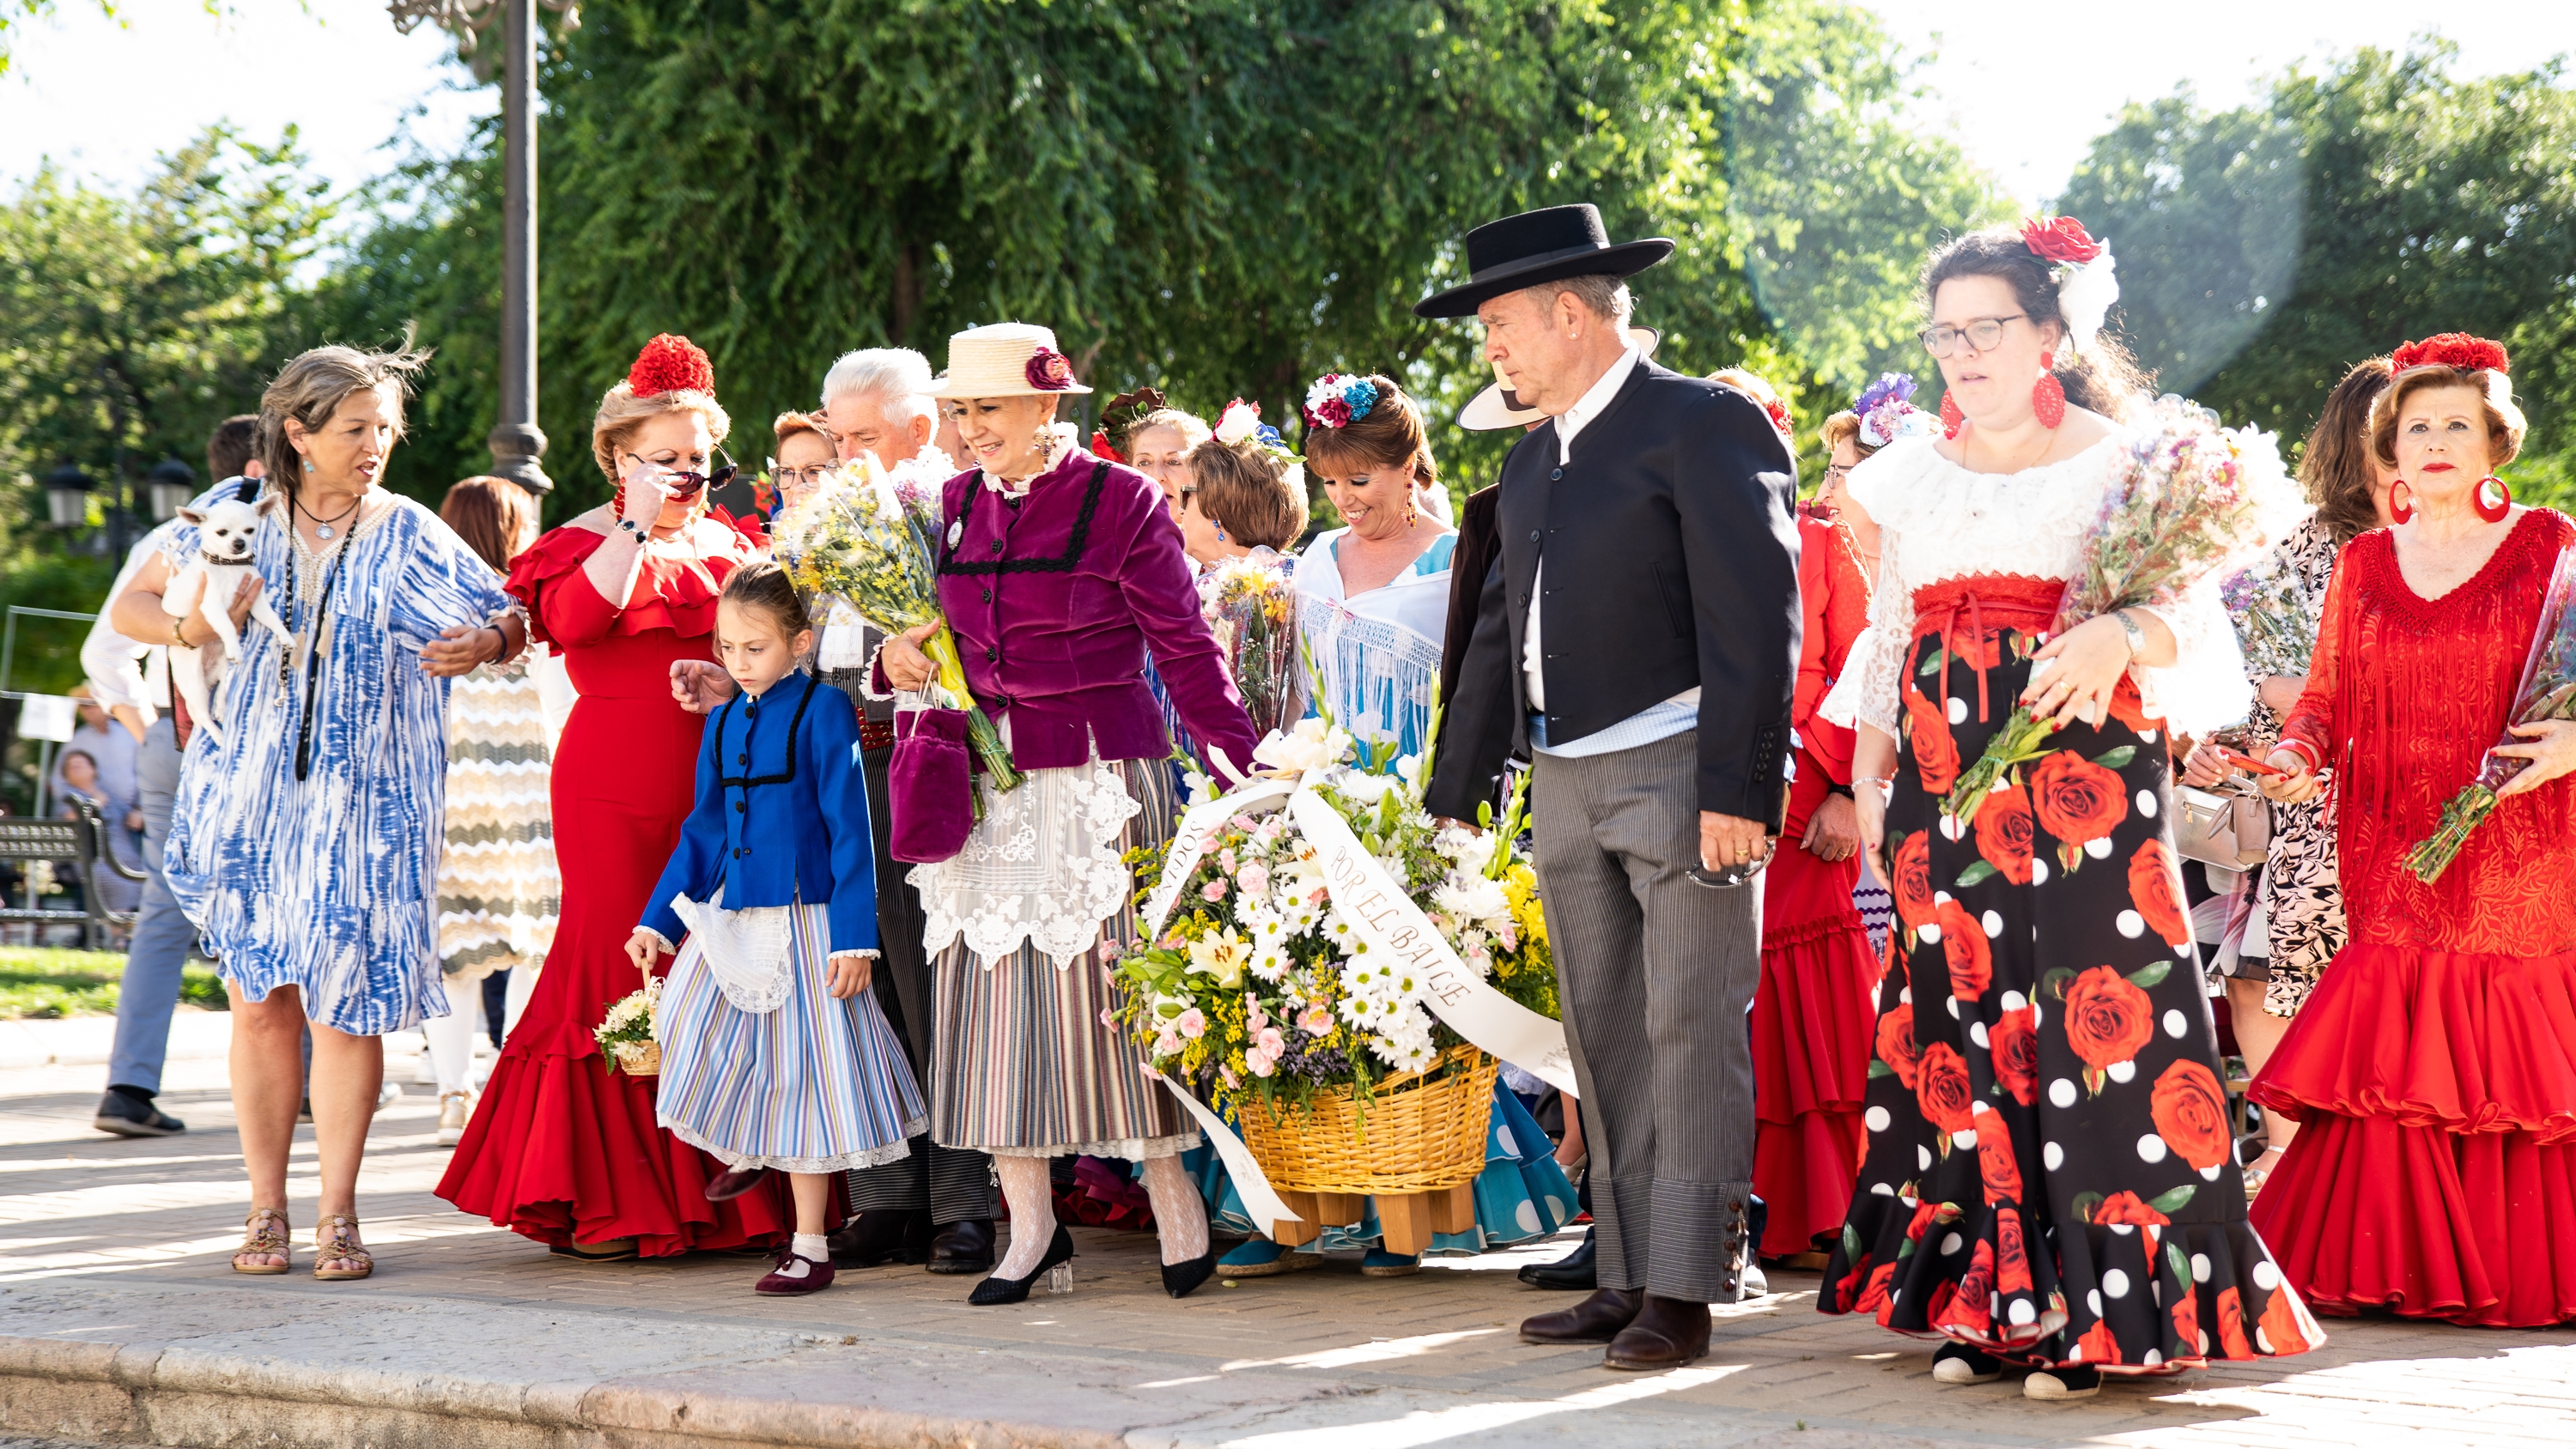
[1554,345,1642,464]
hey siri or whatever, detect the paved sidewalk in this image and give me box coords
[3,1057,2573,1448]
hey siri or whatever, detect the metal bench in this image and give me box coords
[0,796,147,950]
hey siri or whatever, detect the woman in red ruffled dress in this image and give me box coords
[2255,334,2576,1327]
[1749,378,1928,1263]
[437,336,786,1259]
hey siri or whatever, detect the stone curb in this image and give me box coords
[0,1332,1128,1449]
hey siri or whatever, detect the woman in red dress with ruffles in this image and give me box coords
[2256,334,2576,1327]
[438,336,787,1259]
[1749,384,1924,1262]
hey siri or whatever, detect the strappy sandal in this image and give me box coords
[313,1214,374,1281]
[2241,1146,2285,1202]
[233,1207,291,1275]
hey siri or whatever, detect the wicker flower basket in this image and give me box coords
[1234,1045,1497,1196]
[611,1040,662,1077]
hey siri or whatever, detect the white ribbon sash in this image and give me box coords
[1285,788,1577,1094]
[1143,1068,1301,1231]
[1138,771,1577,1095]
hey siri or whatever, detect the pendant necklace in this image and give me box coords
[300,489,361,541]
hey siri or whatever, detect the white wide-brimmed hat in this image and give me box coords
[1458,327,1661,430]
[932,323,1094,399]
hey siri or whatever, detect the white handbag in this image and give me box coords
[2174,785,2271,870]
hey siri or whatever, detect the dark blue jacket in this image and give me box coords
[639,673,879,955]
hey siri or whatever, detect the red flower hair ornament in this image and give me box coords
[1025,347,1077,391]
[2020,215,2118,356]
[2391,333,2510,376]
[629,334,716,397]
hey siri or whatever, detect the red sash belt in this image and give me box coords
[1909,574,2066,723]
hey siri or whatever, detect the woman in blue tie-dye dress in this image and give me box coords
[112,343,525,1282]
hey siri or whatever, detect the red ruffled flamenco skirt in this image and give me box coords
[1750,772,1879,1258]
[2251,941,2576,1327]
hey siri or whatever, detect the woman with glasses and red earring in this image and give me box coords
[440,334,788,1263]
[1814,220,2322,1398]
[2251,335,2576,1329]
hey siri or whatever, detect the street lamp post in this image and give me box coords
[387,0,578,499]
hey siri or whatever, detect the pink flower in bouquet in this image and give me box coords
[1297,1003,1334,1034]
[1257,1026,1285,1058]
[1245,1047,1276,1078]
[1201,879,1229,902]
[1155,1029,1182,1058]
[1237,861,1271,895]
[1098,1008,1117,1029]
[1497,923,1519,951]
[1219,1064,1241,1088]
[1244,996,1269,1031]
[1176,1008,1208,1040]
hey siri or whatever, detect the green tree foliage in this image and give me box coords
[0,126,336,508]
[2058,45,2576,500]
[301,0,2001,514]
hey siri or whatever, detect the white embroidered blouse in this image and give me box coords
[1817,431,2254,740]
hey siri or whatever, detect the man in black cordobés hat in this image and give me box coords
[1422,203,1801,1371]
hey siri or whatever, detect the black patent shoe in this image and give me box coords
[829,1209,931,1269]
[1160,1246,1218,1299]
[1518,1227,1596,1290]
[925,1216,996,1275]
[967,1224,1075,1306]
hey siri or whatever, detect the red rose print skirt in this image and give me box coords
[1818,605,2325,1373]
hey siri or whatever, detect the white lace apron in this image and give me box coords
[667,895,794,1013]
[912,755,1145,968]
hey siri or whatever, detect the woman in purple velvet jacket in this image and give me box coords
[875,323,1261,1305]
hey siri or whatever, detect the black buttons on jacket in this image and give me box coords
[733,801,744,813]
[989,540,1003,554]
[737,753,747,764]
[986,647,999,663]
[981,588,993,602]
[733,846,748,858]
[1528,530,1540,543]
[1550,468,1563,481]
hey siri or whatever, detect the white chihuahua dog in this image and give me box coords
[164,494,292,748]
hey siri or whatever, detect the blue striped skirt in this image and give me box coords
[656,903,927,1173]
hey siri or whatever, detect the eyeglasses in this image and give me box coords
[768,461,836,491]
[1918,314,2027,358]
[1821,464,1852,487]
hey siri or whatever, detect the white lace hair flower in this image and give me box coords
[2057,246,2119,356]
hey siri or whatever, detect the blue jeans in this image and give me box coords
[106,717,197,1095]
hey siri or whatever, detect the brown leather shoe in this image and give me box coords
[1520,1287,1643,1344]
[1603,1294,1711,1370]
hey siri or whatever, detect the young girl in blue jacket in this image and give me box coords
[625,561,925,1295]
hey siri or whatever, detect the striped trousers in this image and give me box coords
[1532,730,1761,1303]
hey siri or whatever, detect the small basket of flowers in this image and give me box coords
[595,978,663,1077]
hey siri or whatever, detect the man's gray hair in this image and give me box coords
[1523,274,1632,329]
[822,348,935,426]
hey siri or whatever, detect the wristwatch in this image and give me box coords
[2112,609,2148,658]
[1826,780,1854,799]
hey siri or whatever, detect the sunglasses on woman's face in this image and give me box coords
[623,447,738,501]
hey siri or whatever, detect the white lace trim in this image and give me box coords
[1818,431,2255,738]
[987,1131,1200,1161]
[660,1116,926,1173]
[913,758,1145,969]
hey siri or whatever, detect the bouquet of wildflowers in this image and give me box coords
[1200,553,1305,739]
[2406,543,2576,882]
[1945,397,2304,823]
[1112,710,1554,1113]
[780,459,1021,793]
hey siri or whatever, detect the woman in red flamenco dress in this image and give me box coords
[2256,334,2576,1327]
[1749,394,1916,1261]
[437,336,787,1259]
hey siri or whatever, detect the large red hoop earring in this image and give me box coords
[2390,478,2414,524]
[1939,391,1965,440]
[2475,475,2512,524]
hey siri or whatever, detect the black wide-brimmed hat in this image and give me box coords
[1413,203,1674,319]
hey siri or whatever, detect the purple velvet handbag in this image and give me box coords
[888,707,975,864]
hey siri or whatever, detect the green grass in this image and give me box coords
[0,947,228,1021]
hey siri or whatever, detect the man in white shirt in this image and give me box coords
[87,417,261,1137]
